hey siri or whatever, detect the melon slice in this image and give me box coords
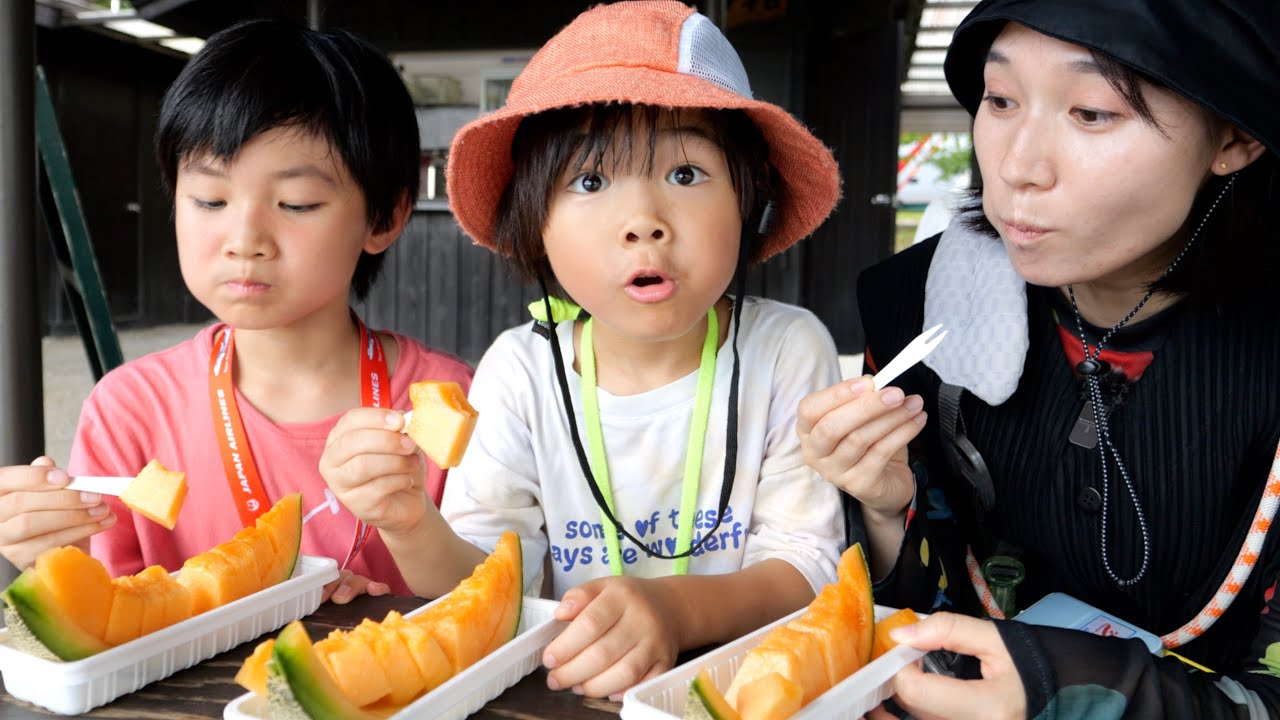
[383,612,453,693]
[405,380,478,468]
[871,607,921,660]
[235,638,275,697]
[119,459,187,530]
[33,545,113,641]
[232,527,276,585]
[132,566,173,636]
[351,618,426,705]
[735,672,803,720]
[256,492,303,584]
[134,564,193,631]
[266,621,386,720]
[103,574,147,646]
[485,531,524,653]
[176,550,238,615]
[313,632,392,707]
[1,570,111,660]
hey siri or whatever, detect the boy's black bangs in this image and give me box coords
[156,22,418,235]
[159,26,337,182]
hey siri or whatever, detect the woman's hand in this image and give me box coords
[542,576,681,701]
[0,456,115,569]
[319,408,428,537]
[796,376,925,521]
[321,568,391,604]
[873,612,1026,720]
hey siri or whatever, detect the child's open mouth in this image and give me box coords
[625,272,675,303]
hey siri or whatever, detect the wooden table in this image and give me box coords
[0,595,624,719]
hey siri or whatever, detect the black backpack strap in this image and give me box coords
[937,382,996,514]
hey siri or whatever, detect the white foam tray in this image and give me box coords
[224,595,564,720]
[0,554,338,716]
[622,604,926,720]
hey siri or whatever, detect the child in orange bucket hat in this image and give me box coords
[322,1,846,699]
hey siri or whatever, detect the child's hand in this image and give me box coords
[320,408,428,537]
[322,568,391,604]
[0,456,115,569]
[542,576,680,701]
[796,376,925,522]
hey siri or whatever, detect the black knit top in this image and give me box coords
[856,235,1280,717]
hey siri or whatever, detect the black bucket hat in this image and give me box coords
[943,0,1280,157]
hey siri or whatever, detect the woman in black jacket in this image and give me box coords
[798,1,1280,717]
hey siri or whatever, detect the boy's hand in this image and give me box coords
[796,376,925,520]
[322,568,391,604]
[0,456,115,570]
[320,408,428,537]
[542,576,680,701]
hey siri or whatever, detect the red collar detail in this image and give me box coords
[1056,324,1155,381]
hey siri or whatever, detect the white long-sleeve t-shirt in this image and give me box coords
[441,297,845,599]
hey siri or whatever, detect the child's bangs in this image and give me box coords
[566,105,690,179]
[162,55,342,181]
[156,25,366,196]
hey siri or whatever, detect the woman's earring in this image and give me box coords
[1220,162,1229,170]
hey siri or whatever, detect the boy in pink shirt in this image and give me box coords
[0,20,470,602]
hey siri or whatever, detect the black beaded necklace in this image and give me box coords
[1068,173,1235,587]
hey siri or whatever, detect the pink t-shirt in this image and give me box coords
[71,324,473,595]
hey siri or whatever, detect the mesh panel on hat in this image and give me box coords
[676,13,752,98]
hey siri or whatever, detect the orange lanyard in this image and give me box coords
[208,317,387,528]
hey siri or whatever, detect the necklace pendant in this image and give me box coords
[1069,398,1106,449]
[1076,358,1110,377]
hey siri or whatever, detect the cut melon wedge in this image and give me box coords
[405,380,478,469]
[736,672,803,720]
[256,492,303,584]
[33,545,113,641]
[236,638,275,697]
[119,459,187,530]
[1,570,111,660]
[267,621,387,720]
[871,607,921,660]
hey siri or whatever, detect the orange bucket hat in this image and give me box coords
[446,0,841,261]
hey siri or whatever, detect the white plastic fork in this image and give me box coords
[871,323,947,391]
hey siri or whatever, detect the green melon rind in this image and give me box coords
[488,535,523,653]
[277,494,302,581]
[267,621,381,720]
[684,671,738,720]
[1,571,110,661]
[258,493,303,585]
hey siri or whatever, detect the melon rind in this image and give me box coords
[266,621,384,720]
[1,571,111,661]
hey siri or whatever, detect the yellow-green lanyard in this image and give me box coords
[580,309,718,576]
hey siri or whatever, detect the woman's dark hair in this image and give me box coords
[155,19,419,300]
[963,50,1279,300]
[494,103,775,285]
